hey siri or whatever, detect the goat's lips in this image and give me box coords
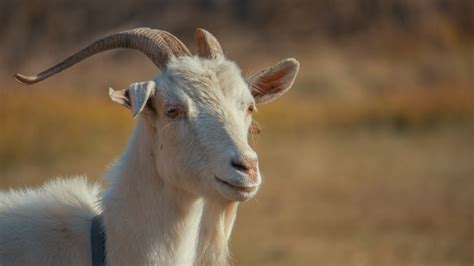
[214,176,257,193]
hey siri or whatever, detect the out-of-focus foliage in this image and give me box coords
[1,0,472,67]
[1,0,472,100]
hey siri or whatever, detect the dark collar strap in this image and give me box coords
[90,214,106,266]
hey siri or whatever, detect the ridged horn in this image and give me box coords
[14,27,191,85]
[195,28,223,59]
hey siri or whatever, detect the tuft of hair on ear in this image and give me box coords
[248,119,261,147]
[249,119,261,135]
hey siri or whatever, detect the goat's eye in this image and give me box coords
[247,104,256,114]
[166,106,180,118]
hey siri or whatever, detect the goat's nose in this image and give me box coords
[231,155,258,174]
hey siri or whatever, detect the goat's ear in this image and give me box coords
[109,81,156,118]
[248,58,299,105]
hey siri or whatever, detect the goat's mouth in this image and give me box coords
[214,176,258,194]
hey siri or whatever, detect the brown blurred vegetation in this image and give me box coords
[1,0,473,265]
[1,0,473,93]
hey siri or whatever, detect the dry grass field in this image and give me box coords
[1,87,472,265]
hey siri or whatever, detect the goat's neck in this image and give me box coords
[196,200,239,266]
[101,118,237,265]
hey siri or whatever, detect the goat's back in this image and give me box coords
[0,177,101,265]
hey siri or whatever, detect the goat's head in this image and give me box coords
[15,28,299,202]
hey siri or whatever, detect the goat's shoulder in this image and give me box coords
[0,177,101,264]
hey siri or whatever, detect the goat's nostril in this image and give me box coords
[231,158,257,173]
[231,160,249,172]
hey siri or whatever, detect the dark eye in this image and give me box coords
[247,104,256,114]
[166,106,180,118]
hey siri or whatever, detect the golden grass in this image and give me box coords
[256,87,474,130]
[0,90,133,188]
[234,128,473,265]
[0,88,473,265]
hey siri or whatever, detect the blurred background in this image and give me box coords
[0,0,473,265]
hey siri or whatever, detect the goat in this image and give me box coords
[0,28,299,265]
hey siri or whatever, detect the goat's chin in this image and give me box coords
[213,178,259,202]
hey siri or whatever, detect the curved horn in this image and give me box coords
[195,28,223,59]
[14,28,191,85]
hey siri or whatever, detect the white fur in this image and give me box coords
[0,177,100,265]
[1,55,298,265]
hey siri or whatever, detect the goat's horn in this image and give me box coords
[14,28,191,85]
[195,28,223,59]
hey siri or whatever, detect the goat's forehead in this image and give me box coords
[156,56,252,103]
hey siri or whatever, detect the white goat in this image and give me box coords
[0,28,299,265]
